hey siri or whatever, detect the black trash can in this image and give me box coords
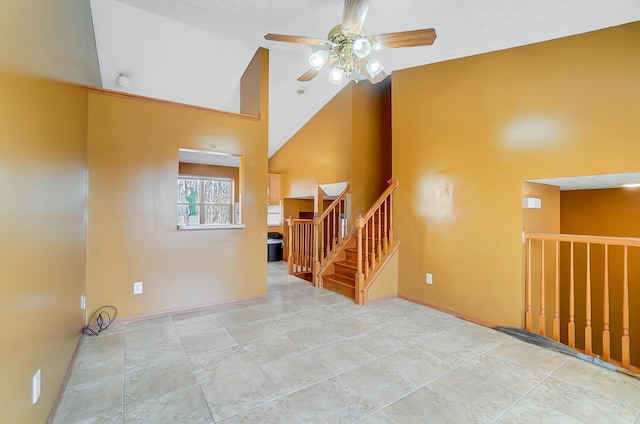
[267,232,284,262]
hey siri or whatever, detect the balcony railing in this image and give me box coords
[525,232,640,373]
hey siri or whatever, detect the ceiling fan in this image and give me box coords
[264,0,437,85]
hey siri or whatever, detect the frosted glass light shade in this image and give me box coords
[309,50,329,70]
[116,72,131,88]
[353,37,372,59]
[365,59,383,77]
[328,67,344,85]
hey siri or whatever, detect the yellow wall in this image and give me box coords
[367,248,400,302]
[560,188,640,365]
[269,80,392,223]
[269,86,354,199]
[351,79,393,219]
[0,1,98,422]
[0,71,89,423]
[86,49,269,319]
[392,22,640,327]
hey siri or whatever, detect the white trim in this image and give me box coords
[177,224,245,230]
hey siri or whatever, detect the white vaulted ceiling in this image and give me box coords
[89,0,640,157]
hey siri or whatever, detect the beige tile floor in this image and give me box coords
[53,261,640,423]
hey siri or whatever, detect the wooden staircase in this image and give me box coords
[322,243,360,299]
[286,179,399,305]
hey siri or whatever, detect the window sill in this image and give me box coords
[177,224,246,230]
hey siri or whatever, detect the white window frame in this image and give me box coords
[177,175,234,226]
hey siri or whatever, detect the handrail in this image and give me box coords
[317,185,351,221]
[361,178,398,222]
[527,232,640,247]
[524,231,638,373]
[354,178,399,304]
[313,185,351,283]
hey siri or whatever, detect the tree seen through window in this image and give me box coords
[177,177,233,225]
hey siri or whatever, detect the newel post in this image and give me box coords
[286,216,293,275]
[313,214,321,287]
[524,228,532,332]
[356,214,366,305]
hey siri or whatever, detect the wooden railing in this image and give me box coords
[286,218,315,276]
[355,178,398,304]
[314,185,351,271]
[525,232,640,373]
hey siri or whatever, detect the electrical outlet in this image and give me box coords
[133,281,143,295]
[80,295,86,310]
[426,273,433,285]
[32,369,41,405]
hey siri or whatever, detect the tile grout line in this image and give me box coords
[353,337,512,422]
[170,312,218,423]
[489,357,569,423]
[121,324,127,422]
[543,357,640,412]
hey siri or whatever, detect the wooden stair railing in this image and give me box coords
[354,178,399,304]
[525,231,640,374]
[286,218,315,281]
[313,185,351,284]
[319,179,399,303]
[288,179,399,304]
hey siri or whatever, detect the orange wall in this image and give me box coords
[0,1,98,422]
[351,79,393,218]
[522,182,560,234]
[269,80,392,222]
[86,49,269,318]
[560,188,640,365]
[392,22,640,327]
[561,188,640,237]
[0,71,89,423]
[269,86,354,199]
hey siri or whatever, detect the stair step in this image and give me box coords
[323,273,355,287]
[345,248,374,263]
[334,260,358,278]
[323,274,356,299]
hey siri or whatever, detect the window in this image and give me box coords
[177,176,233,225]
[267,204,282,226]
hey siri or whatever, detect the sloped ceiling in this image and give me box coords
[89,0,640,157]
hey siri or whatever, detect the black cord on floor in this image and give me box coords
[82,306,118,336]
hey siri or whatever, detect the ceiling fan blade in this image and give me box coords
[372,28,437,50]
[298,68,319,82]
[297,56,337,82]
[264,33,327,46]
[342,0,371,35]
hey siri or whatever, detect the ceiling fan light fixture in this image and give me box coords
[365,59,383,78]
[353,37,372,59]
[328,67,345,85]
[309,50,330,70]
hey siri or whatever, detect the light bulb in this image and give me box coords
[365,59,383,78]
[353,37,372,59]
[328,67,344,85]
[309,50,329,70]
